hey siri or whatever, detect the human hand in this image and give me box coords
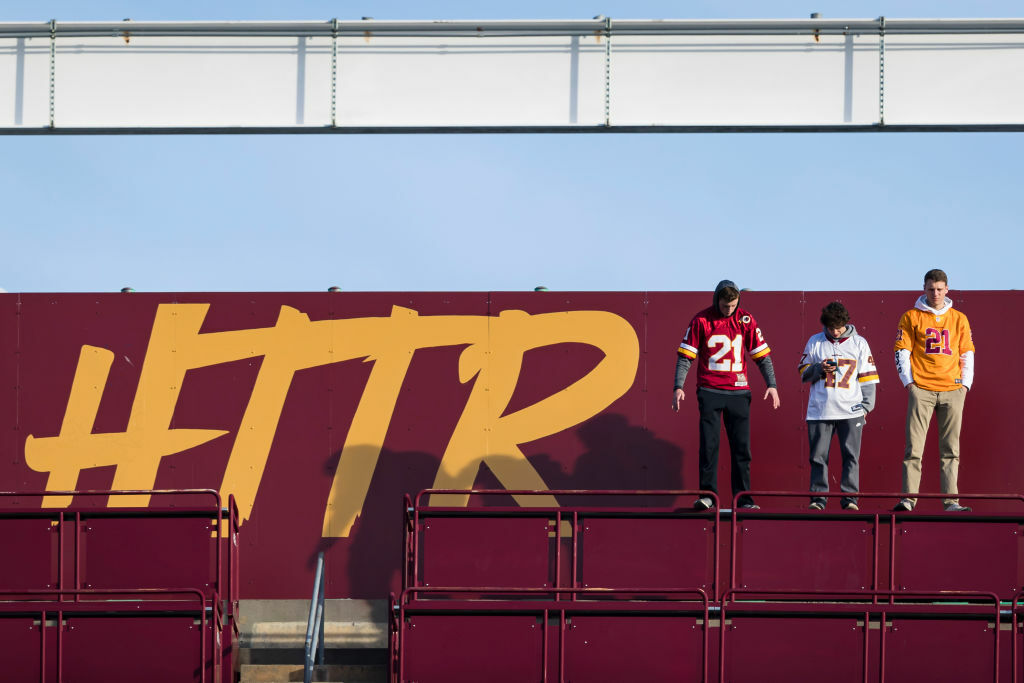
[672,388,685,412]
[764,387,780,409]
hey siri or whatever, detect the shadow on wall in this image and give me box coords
[334,412,685,597]
[316,446,438,599]
[573,413,684,492]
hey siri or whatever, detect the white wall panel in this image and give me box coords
[1,19,1022,132]
[610,34,881,125]
[336,36,607,126]
[883,34,1024,124]
[51,36,331,128]
[0,37,51,127]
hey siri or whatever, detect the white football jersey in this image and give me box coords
[799,330,879,421]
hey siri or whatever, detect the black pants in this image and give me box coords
[697,388,753,507]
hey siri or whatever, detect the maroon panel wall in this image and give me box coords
[0,290,1016,600]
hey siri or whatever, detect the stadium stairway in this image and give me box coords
[237,598,387,683]
[240,664,383,683]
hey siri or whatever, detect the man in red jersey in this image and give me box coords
[673,281,780,510]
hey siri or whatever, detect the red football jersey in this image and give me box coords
[677,306,771,391]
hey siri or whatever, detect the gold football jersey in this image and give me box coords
[895,306,974,391]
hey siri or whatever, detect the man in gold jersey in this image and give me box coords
[893,269,976,512]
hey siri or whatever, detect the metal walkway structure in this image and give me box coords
[393,489,1024,682]
[2,17,1024,134]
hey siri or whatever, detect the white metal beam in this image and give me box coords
[1,18,1023,134]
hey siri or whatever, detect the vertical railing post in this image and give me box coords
[40,609,46,683]
[317,566,326,665]
[304,552,326,683]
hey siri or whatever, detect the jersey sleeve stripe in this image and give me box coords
[750,345,771,360]
[857,374,880,383]
[678,346,697,359]
[798,364,810,378]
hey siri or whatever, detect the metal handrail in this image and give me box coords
[1010,589,1024,683]
[416,488,715,509]
[304,551,326,683]
[0,587,211,683]
[399,586,711,683]
[730,489,1024,511]
[408,489,721,600]
[728,490,1024,608]
[720,588,1003,683]
[5,18,1024,39]
[0,488,229,607]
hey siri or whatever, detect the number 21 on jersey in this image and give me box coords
[707,334,743,372]
[925,328,952,355]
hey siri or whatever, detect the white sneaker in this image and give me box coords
[693,496,713,510]
[944,502,971,512]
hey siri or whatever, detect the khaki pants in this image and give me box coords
[903,384,967,506]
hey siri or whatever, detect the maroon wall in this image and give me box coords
[0,291,1014,600]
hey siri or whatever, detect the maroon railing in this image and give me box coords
[0,489,237,604]
[394,488,1024,682]
[397,586,711,683]
[0,489,239,683]
[407,488,720,599]
[730,490,1024,604]
[720,588,1003,683]
[0,587,212,683]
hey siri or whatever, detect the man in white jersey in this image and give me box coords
[799,302,879,510]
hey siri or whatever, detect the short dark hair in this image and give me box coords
[820,301,850,329]
[718,285,740,302]
[924,269,948,286]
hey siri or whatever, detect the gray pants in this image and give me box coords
[808,417,864,507]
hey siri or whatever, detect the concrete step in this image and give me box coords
[240,663,385,683]
[238,599,387,650]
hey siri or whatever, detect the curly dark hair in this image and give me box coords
[820,301,850,329]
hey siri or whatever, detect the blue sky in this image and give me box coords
[1,0,1021,293]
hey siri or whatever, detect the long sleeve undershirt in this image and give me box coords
[675,354,777,391]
